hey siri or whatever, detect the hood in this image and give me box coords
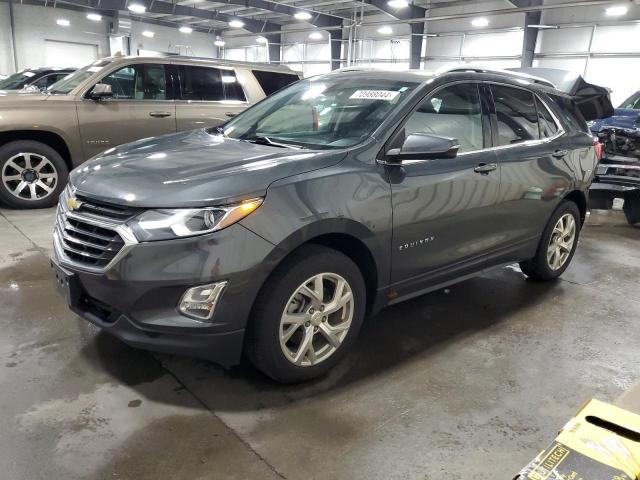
[70,129,346,208]
[508,67,614,121]
[589,108,640,132]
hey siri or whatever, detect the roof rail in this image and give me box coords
[445,66,557,89]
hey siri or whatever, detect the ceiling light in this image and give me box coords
[56,18,70,26]
[128,2,146,13]
[229,19,244,28]
[294,11,312,20]
[142,30,154,37]
[256,36,268,44]
[179,25,193,33]
[308,31,323,40]
[471,17,489,27]
[214,39,226,46]
[387,0,409,8]
[527,24,558,29]
[377,26,393,35]
[605,5,628,16]
[86,13,102,21]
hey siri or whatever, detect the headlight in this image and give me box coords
[129,198,263,241]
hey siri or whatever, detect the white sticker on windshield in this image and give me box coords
[349,90,400,101]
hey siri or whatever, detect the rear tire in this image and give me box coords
[519,200,581,281]
[246,244,366,384]
[0,140,68,209]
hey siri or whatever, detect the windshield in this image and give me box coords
[48,59,113,95]
[0,70,38,90]
[619,92,640,110]
[221,77,418,149]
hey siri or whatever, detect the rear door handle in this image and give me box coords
[473,163,498,175]
[225,112,238,118]
[149,111,172,118]
[552,149,569,158]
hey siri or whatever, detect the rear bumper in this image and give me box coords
[589,180,640,209]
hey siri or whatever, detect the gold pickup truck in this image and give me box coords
[0,55,301,208]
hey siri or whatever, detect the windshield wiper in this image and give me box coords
[242,135,305,149]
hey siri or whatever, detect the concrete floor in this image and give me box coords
[1,207,638,480]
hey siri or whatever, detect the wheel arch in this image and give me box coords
[563,189,587,225]
[251,218,387,317]
[0,130,73,172]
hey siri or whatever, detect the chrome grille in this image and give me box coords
[54,187,138,271]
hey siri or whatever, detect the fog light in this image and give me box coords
[178,282,227,321]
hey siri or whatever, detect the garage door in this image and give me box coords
[45,40,98,67]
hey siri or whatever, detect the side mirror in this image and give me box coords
[386,133,459,161]
[90,83,113,100]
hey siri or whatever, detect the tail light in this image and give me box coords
[593,136,604,160]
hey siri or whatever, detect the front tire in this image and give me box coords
[0,140,68,209]
[247,245,366,384]
[520,200,581,281]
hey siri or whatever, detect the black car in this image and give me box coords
[0,67,75,92]
[51,68,609,383]
[589,90,640,225]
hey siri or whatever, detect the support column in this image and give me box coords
[267,32,281,64]
[330,29,342,70]
[521,10,541,67]
[409,22,424,70]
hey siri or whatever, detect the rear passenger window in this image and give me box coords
[536,97,559,138]
[252,70,300,96]
[179,66,246,102]
[402,83,484,153]
[492,85,539,145]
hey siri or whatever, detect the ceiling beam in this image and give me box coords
[58,0,281,34]
[207,0,343,28]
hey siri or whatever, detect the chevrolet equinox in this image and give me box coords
[51,68,607,383]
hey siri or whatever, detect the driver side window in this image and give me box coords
[402,83,484,153]
[97,64,167,100]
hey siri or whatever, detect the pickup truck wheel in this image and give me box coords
[519,200,581,281]
[623,192,640,226]
[0,140,68,209]
[247,245,366,384]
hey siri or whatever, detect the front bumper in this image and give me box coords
[51,222,277,366]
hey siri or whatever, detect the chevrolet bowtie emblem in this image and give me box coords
[66,196,82,211]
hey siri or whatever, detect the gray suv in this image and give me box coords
[0,56,301,209]
[51,68,608,383]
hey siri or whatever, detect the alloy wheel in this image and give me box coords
[547,213,576,270]
[1,152,58,201]
[279,272,354,367]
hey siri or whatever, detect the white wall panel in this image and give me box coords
[11,4,110,71]
[535,27,592,54]
[586,57,640,106]
[0,4,13,75]
[591,25,640,54]
[130,21,216,58]
[44,40,98,67]
[425,35,463,58]
[532,56,587,73]
[461,30,523,57]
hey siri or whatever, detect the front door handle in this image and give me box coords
[149,111,172,118]
[225,112,238,118]
[552,149,569,158]
[474,163,498,175]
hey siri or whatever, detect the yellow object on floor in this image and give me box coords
[516,399,640,479]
